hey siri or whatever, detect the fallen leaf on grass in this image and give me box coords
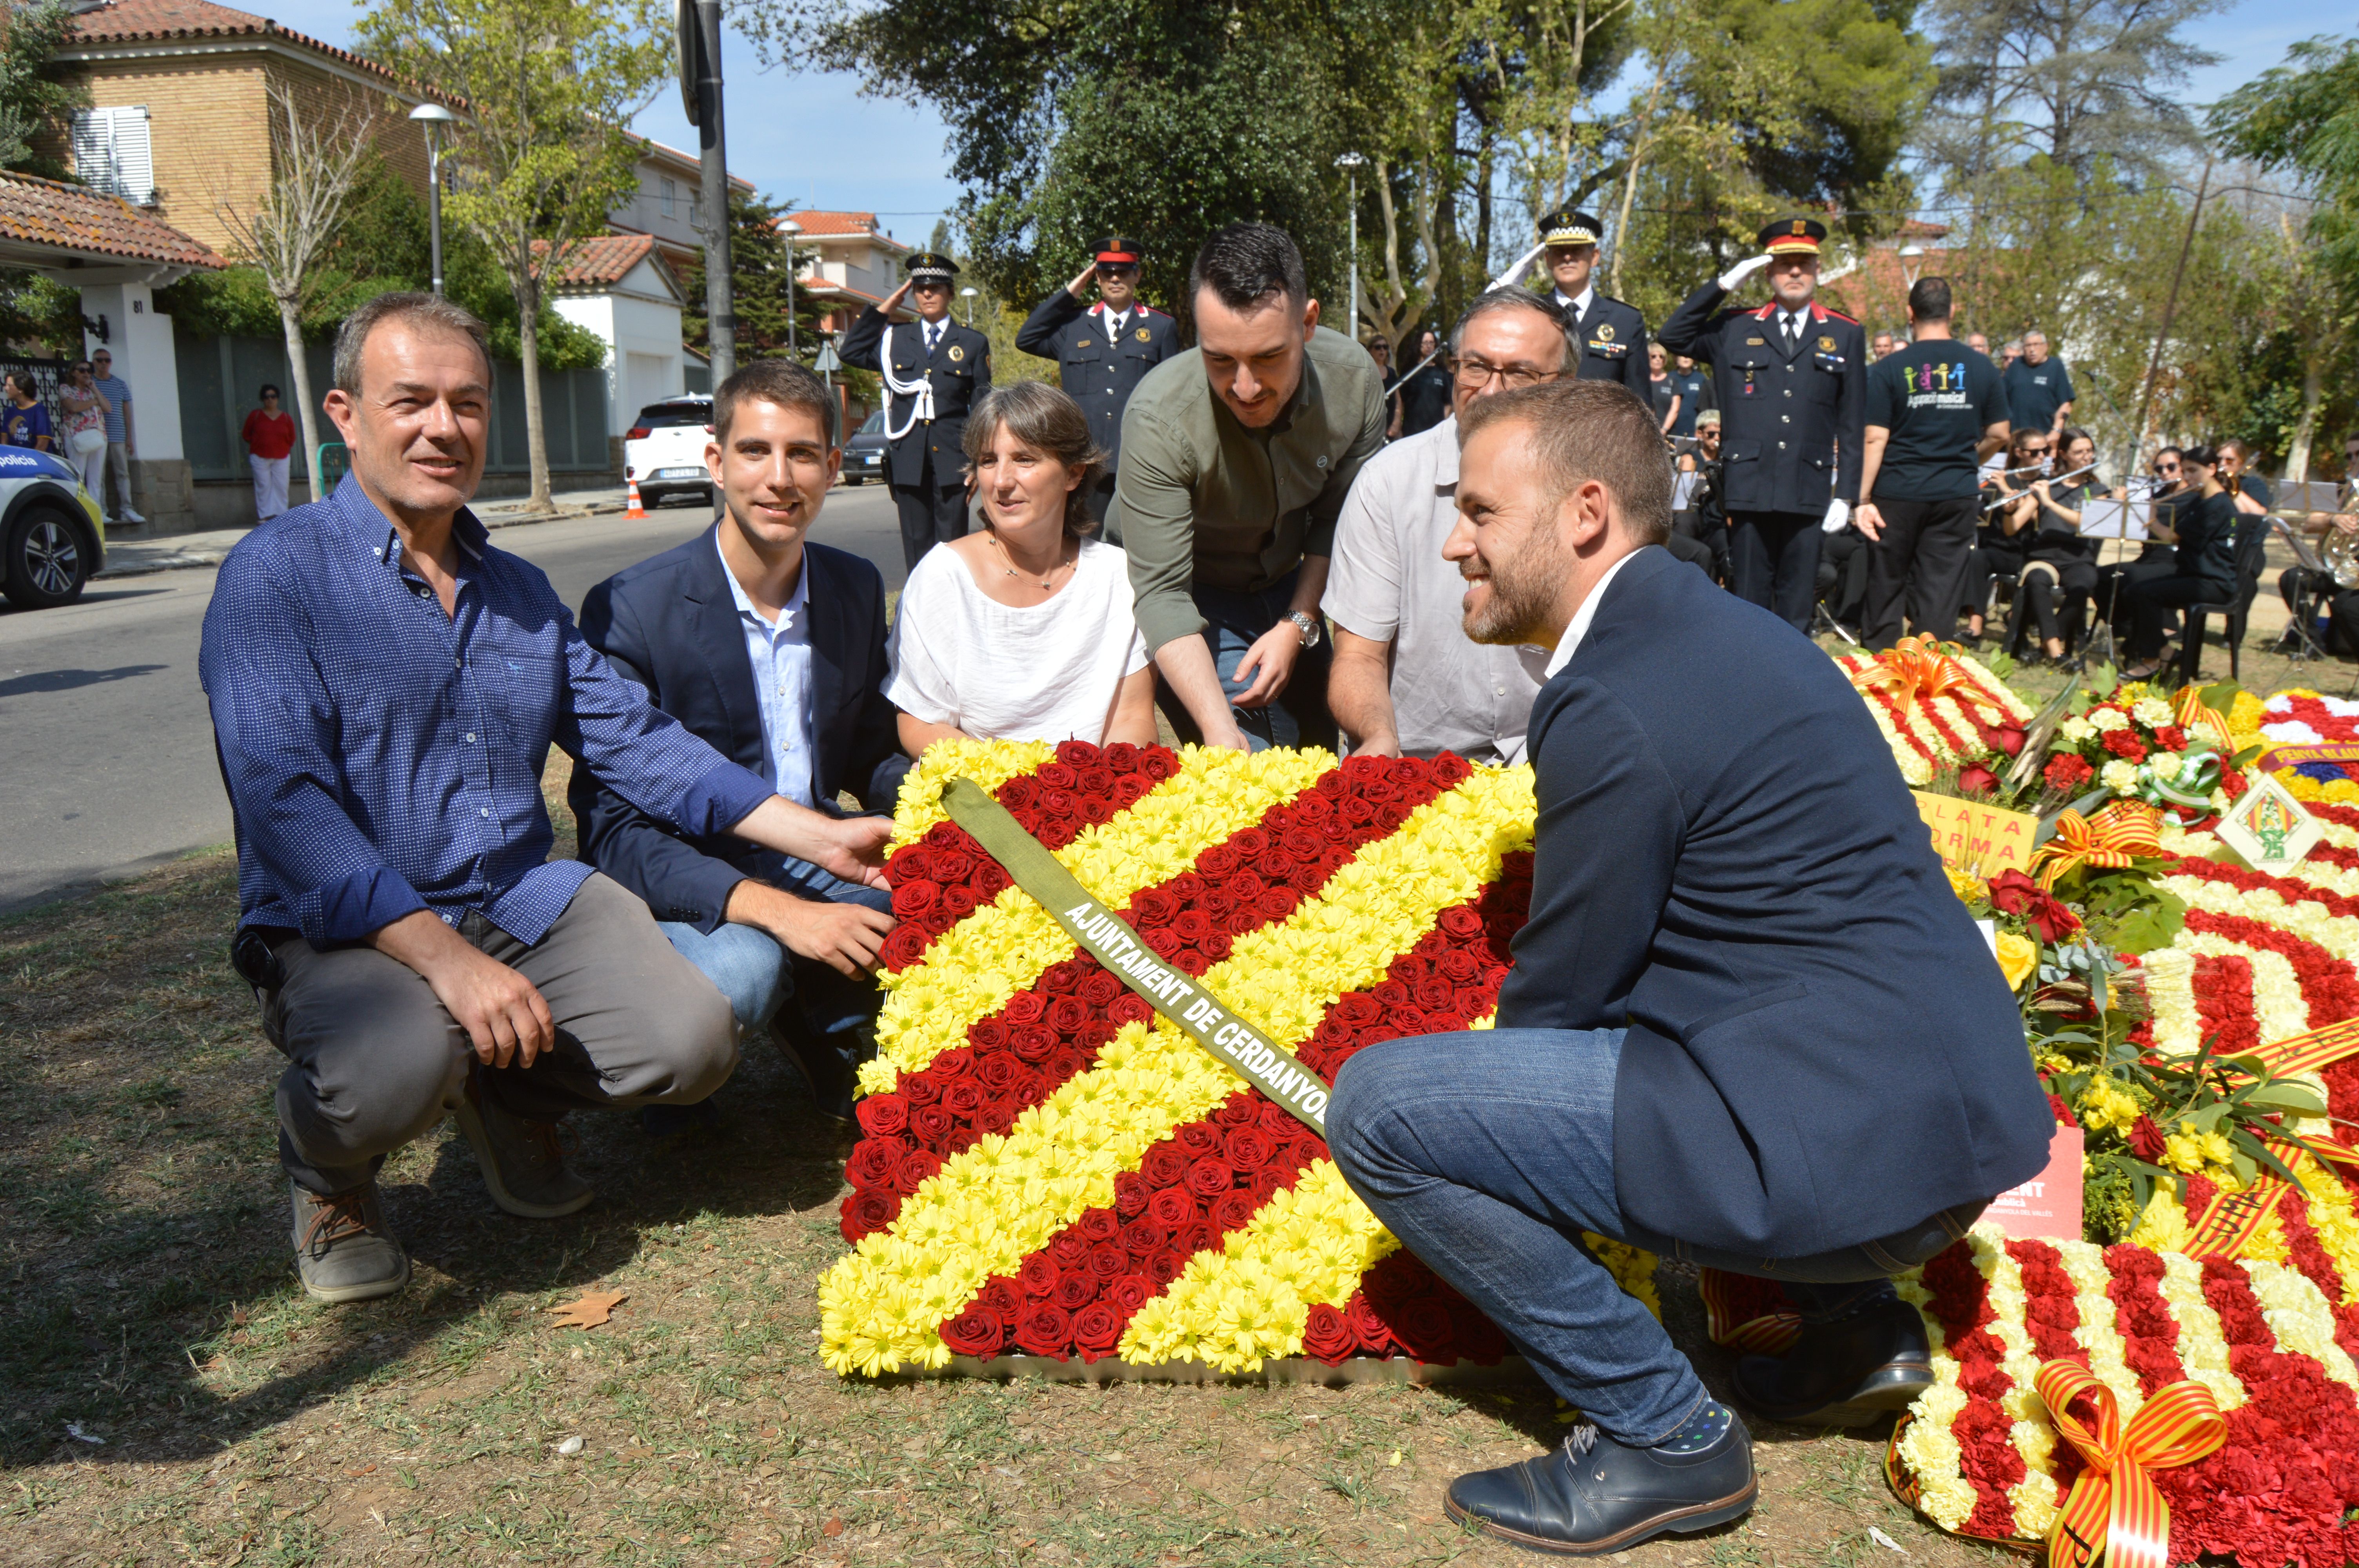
[549,1290,628,1329]
[64,1422,104,1445]
[822,1517,846,1538]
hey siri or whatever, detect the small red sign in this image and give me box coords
[1985,1123,2084,1240]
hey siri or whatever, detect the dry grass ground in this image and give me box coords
[1,762,2012,1568]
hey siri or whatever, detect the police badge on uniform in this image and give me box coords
[1134,327,1152,342]
[1818,336,1836,352]
[948,345,965,362]
[1594,323,1615,342]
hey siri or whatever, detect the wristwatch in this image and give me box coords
[1287,610,1323,649]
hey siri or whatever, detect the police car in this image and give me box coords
[0,445,105,610]
[623,395,715,510]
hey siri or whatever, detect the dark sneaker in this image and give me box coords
[639,1096,723,1137]
[1734,1296,1932,1426]
[770,1013,858,1124]
[291,1180,409,1303]
[453,1071,594,1219]
[1445,1418,1756,1555]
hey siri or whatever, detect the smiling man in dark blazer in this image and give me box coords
[1326,377,2052,1556]
[573,360,909,1121]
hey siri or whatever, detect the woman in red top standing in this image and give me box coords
[241,384,298,521]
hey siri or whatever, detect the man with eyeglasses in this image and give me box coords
[1018,236,1181,518]
[1322,291,1570,764]
[2000,330,2073,437]
[841,252,995,568]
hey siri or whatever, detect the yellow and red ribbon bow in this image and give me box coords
[2035,1360,2226,1568]
[2173,685,2236,752]
[2028,800,2165,890]
[1848,634,2007,715]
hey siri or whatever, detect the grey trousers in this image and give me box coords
[260,873,738,1194]
[105,441,133,517]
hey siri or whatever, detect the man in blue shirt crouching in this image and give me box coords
[200,294,894,1303]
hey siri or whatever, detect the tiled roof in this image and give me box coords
[65,0,434,95]
[549,232,656,286]
[0,171,224,268]
[784,211,910,248]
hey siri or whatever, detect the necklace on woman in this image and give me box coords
[987,527,1071,590]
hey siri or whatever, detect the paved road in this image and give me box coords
[0,484,908,915]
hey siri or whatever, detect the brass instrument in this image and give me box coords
[2323,526,2359,589]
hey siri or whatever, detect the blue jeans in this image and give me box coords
[658,858,892,1039]
[1329,1027,1976,1443]
[1156,573,1336,752]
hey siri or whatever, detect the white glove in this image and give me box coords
[1821,498,1851,534]
[1717,253,1774,292]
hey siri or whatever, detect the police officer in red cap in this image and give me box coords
[841,251,994,568]
[1017,236,1183,518]
[1659,216,1866,632]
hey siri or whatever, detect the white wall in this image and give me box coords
[554,286,689,434]
[78,280,184,461]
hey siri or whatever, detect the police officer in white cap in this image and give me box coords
[840,251,995,567]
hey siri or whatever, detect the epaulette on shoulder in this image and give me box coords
[1140,305,1172,318]
[1818,305,1859,325]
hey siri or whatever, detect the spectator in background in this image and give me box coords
[2000,338,2022,372]
[889,381,1154,750]
[1396,328,1452,438]
[1870,330,1897,361]
[1966,332,1990,358]
[59,360,107,501]
[3,373,53,451]
[1670,354,1709,440]
[243,384,298,522]
[1368,334,1404,439]
[1674,410,1731,584]
[1324,289,1564,766]
[1647,342,1681,434]
[88,348,144,526]
[2002,331,2073,435]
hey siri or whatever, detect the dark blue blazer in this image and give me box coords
[571,528,909,933]
[1495,546,2052,1257]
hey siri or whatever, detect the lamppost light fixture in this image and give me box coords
[409,103,459,296]
[1335,151,1366,170]
[408,102,458,128]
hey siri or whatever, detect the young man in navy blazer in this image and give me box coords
[574,361,909,1121]
[1327,378,2053,1555]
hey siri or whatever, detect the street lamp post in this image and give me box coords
[1335,152,1366,341]
[1898,243,1925,289]
[959,285,978,326]
[779,218,802,359]
[408,102,458,298]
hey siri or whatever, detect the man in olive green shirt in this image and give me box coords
[1111,223,1388,751]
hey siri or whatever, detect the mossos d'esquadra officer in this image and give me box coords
[1533,207,1651,405]
[1658,217,1866,633]
[839,251,994,569]
[1016,235,1183,519]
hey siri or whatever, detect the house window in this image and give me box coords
[660,177,676,219]
[71,106,154,205]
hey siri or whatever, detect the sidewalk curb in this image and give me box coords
[92,498,631,580]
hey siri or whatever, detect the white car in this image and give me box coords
[623,396,715,510]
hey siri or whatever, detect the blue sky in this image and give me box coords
[253,0,2327,248]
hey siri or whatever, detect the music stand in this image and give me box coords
[2271,516,2334,662]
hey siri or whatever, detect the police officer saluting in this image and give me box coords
[1017,235,1182,518]
[1534,207,1651,403]
[1659,217,1866,632]
[840,251,994,568]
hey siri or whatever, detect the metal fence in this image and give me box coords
[173,327,612,483]
[0,356,76,446]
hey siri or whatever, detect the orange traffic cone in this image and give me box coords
[624,477,645,519]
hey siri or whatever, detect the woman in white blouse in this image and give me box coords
[887,381,1155,753]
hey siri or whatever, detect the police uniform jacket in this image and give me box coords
[1556,291,1654,403]
[1657,283,1865,516]
[1015,292,1181,466]
[838,306,994,488]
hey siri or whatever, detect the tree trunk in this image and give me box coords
[1608,65,1667,299]
[518,272,550,511]
[2288,352,2323,485]
[278,297,326,503]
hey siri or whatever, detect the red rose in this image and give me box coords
[1003,993,1048,1027]
[997,775,1039,810]
[1018,1255,1060,1298]
[2103,729,2147,763]
[1138,746,1179,780]
[1120,1217,1165,1257]
[2128,1114,2166,1162]
[880,925,931,969]
[1992,724,2028,758]
[1247,1170,1284,1207]
[929,849,976,886]
[1145,1250,1185,1285]
[1210,1189,1259,1232]
[943,1126,980,1157]
[911,1104,955,1145]
[1047,1231,1090,1269]
[1110,994,1154,1025]
[1010,1025,1058,1063]
[1388,1296,1457,1361]
[938,1304,1004,1358]
[890,880,942,920]
[940,885,978,922]
[1012,1303,1072,1358]
[1223,1127,1275,1170]
[846,1137,906,1190]
[1436,906,1483,940]
[941,1080,985,1118]
[1957,763,1999,797]
[1175,1220,1220,1256]
[1036,761,1079,790]
[1045,1047,1090,1082]
[887,1150,943,1196]
[1086,1243,1129,1281]
[1042,960,1088,996]
[1336,993,1383,1027]
[1103,742,1142,773]
[1112,1172,1151,1218]
[1183,1158,1236,1199]
[1078,971,1123,1007]
[1072,1302,1124,1362]
[1106,1275,1153,1314]
[1301,1303,1356,1366]
[1054,1269,1098,1310]
[1232,827,1270,857]
[1254,888,1298,924]
[1071,1206,1118,1244]
[1345,1294,1396,1355]
[1055,739,1101,769]
[887,845,936,883]
[1218,908,1264,938]
[1147,1187,1197,1229]
[978,1276,1022,1318]
[838,1189,896,1243]
[2044,753,2095,791]
[1431,753,1473,787]
[855,1094,909,1138]
[1196,844,1242,879]
[1141,1145,1190,1189]
[1047,996,1090,1035]
[976,863,1011,898]
[1175,1123,1221,1157]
